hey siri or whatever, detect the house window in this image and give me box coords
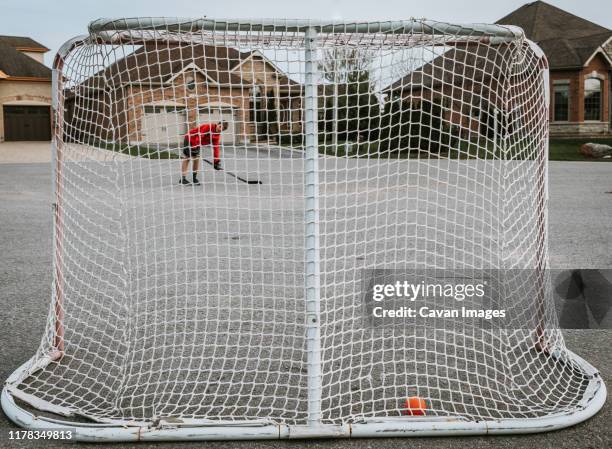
[584,78,602,121]
[186,76,196,92]
[553,83,569,121]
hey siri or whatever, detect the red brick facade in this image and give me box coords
[550,53,611,136]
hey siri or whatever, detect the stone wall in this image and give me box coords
[549,52,611,137]
[550,121,610,137]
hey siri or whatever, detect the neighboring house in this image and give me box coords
[382,45,512,139]
[0,35,52,142]
[66,44,302,146]
[497,1,612,137]
[383,1,612,138]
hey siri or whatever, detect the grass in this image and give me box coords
[93,140,180,159]
[92,137,611,162]
[319,138,503,160]
[549,138,612,162]
[317,138,612,162]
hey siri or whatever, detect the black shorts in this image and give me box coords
[182,138,200,158]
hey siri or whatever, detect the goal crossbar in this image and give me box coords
[88,17,523,39]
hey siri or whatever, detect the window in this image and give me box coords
[186,76,196,92]
[553,83,569,121]
[584,78,602,121]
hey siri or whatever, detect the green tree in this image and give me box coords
[318,48,380,146]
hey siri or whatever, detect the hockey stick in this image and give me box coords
[202,158,262,185]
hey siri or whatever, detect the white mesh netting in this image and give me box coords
[4,18,604,432]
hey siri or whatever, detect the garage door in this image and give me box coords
[141,106,187,145]
[198,108,236,143]
[3,105,51,141]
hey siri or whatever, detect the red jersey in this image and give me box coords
[185,123,221,150]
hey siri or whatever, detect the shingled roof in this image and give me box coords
[87,44,246,87]
[79,44,301,93]
[0,35,49,51]
[0,41,51,79]
[383,45,513,98]
[496,1,612,69]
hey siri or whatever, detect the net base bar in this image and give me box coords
[2,352,606,442]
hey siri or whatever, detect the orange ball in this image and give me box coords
[402,396,427,416]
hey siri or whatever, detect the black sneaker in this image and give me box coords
[192,174,201,186]
[180,176,191,185]
[213,161,222,171]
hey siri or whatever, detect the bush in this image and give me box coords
[377,97,460,156]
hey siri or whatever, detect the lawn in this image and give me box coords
[93,137,611,162]
[93,140,180,159]
[318,138,612,161]
[549,138,612,161]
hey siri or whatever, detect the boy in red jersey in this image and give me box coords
[180,121,228,185]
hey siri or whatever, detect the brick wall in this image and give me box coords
[126,72,250,143]
[549,52,611,137]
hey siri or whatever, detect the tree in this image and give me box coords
[318,48,380,146]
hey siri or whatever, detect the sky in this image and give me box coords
[1,0,611,67]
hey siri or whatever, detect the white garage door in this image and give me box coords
[198,107,236,143]
[141,106,187,145]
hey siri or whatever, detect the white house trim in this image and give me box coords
[144,100,186,107]
[166,62,218,85]
[230,50,287,79]
[584,71,606,80]
[3,100,50,106]
[199,101,235,109]
[583,36,612,67]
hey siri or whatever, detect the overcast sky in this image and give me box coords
[1,0,611,66]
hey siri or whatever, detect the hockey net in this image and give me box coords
[2,18,605,438]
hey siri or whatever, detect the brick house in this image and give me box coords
[66,44,302,146]
[497,1,612,137]
[383,1,612,139]
[0,35,52,141]
[381,44,512,139]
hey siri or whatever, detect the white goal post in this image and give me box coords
[2,17,606,441]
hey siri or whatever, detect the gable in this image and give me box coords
[232,52,301,93]
[166,62,217,85]
[584,51,612,72]
[236,56,279,85]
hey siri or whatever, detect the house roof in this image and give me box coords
[0,35,49,51]
[90,44,246,87]
[0,41,51,79]
[383,45,513,98]
[384,1,612,94]
[82,44,301,92]
[496,1,612,69]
